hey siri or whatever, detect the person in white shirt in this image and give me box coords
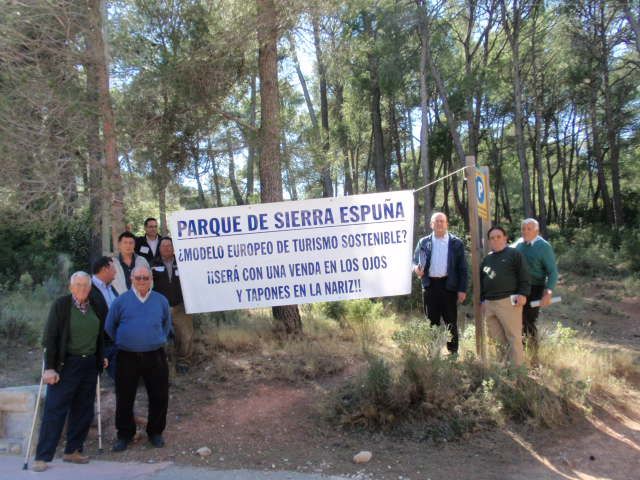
[413,212,468,355]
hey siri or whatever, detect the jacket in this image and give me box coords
[413,233,468,293]
[111,254,149,295]
[42,294,105,373]
[152,257,183,307]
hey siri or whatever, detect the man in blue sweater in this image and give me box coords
[105,265,172,452]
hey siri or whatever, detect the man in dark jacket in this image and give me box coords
[135,217,161,263]
[413,212,468,354]
[90,256,118,379]
[32,272,107,472]
[152,237,192,374]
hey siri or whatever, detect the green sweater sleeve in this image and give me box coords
[540,242,558,290]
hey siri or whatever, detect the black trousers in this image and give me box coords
[523,284,545,347]
[423,277,459,353]
[35,355,97,461]
[115,348,168,441]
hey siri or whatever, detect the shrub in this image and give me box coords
[0,281,57,346]
[344,299,384,354]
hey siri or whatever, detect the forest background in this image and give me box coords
[1,0,639,334]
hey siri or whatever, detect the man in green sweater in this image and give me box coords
[481,226,531,367]
[513,218,558,352]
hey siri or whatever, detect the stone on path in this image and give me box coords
[352,451,372,464]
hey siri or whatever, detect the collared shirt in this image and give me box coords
[72,295,90,314]
[429,232,449,277]
[163,258,174,281]
[92,275,117,308]
[133,286,152,303]
[146,236,159,256]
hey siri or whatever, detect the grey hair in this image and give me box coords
[430,211,447,224]
[521,218,539,229]
[131,265,152,277]
[69,271,91,285]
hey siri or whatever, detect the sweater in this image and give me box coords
[480,247,531,301]
[513,236,558,289]
[42,295,105,372]
[105,290,171,352]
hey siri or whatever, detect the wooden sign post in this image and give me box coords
[465,155,488,365]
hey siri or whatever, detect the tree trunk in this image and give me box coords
[388,97,405,189]
[88,0,124,247]
[501,0,534,218]
[363,13,387,192]
[227,131,244,205]
[247,73,257,198]
[257,0,301,335]
[313,16,333,197]
[417,5,432,228]
[84,44,104,260]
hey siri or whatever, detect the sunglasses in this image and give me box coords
[133,275,150,281]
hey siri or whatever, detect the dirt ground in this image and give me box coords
[2,277,640,480]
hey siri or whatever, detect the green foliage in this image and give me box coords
[330,321,600,438]
[0,282,57,346]
[392,320,450,359]
[0,212,91,286]
[341,299,385,353]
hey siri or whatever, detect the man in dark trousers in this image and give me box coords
[152,237,193,374]
[513,218,558,353]
[106,265,172,452]
[413,212,468,355]
[135,217,162,263]
[90,256,118,379]
[32,272,107,472]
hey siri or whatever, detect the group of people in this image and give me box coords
[31,218,192,472]
[413,213,558,367]
[29,212,557,471]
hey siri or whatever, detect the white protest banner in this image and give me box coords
[169,191,415,313]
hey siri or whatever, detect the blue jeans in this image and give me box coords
[35,355,97,461]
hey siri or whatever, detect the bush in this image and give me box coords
[344,299,385,354]
[0,282,57,346]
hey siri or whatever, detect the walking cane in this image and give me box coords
[96,374,103,453]
[22,356,45,470]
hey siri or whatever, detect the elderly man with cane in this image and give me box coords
[28,272,108,472]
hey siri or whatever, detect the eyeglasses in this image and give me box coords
[133,275,150,281]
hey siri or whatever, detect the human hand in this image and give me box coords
[516,295,527,306]
[414,265,425,279]
[43,369,60,385]
[103,358,109,369]
[540,290,553,307]
[457,292,466,303]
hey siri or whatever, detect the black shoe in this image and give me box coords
[149,434,165,448]
[112,438,130,452]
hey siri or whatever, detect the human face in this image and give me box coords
[430,213,448,238]
[131,268,152,295]
[488,229,508,253]
[159,239,174,260]
[521,222,538,243]
[145,220,159,240]
[69,276,91,302]
[102,261,116,283]
[118,236,135,256]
